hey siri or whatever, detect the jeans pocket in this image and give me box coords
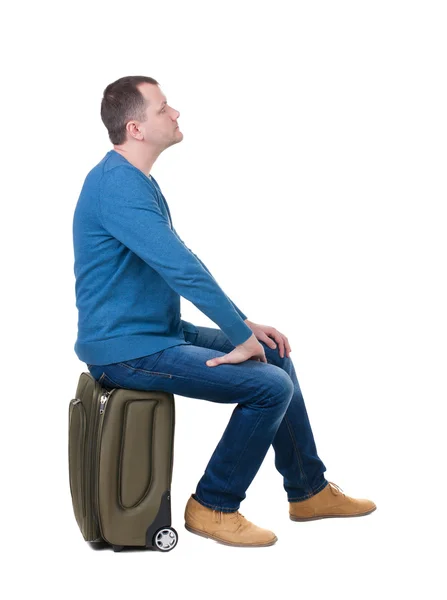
[122,350,167,374]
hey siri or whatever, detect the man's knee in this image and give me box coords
[255,365,294,409]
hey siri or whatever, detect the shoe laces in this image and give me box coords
[212,509,245,524]
[328,481,346,497]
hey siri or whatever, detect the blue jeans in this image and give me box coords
[87,324,328,512]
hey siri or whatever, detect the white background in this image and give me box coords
[2,1,446,598]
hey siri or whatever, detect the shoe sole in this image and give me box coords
[289,506,377,521]
[184,523,278,547]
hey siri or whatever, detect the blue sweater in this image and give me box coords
[72,150,252,365]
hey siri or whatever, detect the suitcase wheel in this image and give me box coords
[112,545,125,552]
[153,527,178,552]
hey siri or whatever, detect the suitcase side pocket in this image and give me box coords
[69,399,87,535]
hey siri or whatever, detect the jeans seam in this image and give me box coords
[284,412,312,495]
[217,385,289,507]
[116,361,212,381]
[217,410,264,507]
[101,372,121,388]
[115,368,283,395]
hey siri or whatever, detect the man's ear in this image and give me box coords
[127,122,143,140]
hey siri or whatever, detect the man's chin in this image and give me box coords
[165,135,183,150]
[173,131,183,143]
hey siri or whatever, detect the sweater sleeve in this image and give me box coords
[99,166,252,347]
[171,227,248,322]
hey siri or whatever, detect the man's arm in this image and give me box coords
[172,227,248,322]
[150,177,249,322]
[99,166,252,346]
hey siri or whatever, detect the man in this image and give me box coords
[73,75,376,548]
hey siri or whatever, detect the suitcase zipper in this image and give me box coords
[92,389,114,542]
[86,389,112,540]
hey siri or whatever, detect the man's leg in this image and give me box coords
[183,327,376,519]
[268,353,329,500]
[87,325,295,512]
[181,326,376,518]
[186,327,329,501]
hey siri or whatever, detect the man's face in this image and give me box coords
[133,83,183,149]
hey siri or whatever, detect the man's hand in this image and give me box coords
[244,319,292,358]
[206,333,267,367]
[205,320,292,368]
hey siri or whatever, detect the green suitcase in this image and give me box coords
[68,371,178,552]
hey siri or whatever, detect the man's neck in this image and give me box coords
[112,144,160,178]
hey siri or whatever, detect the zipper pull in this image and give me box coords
[99,392,109,415]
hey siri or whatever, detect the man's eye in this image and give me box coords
[161,107,166,112]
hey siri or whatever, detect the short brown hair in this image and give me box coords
[100,76,160,145]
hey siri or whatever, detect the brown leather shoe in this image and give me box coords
[184,495,278,547]
[289,481,377,521]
